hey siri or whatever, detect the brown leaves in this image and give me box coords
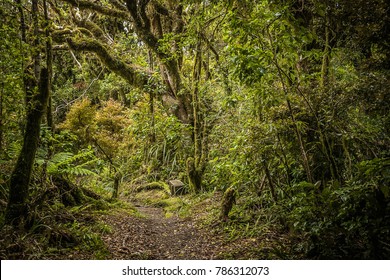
[99,206,225,259]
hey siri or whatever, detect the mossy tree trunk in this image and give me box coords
[318,2,341,183]
[320,1,330,89]
[186,27,211,193]
[111,172,121,199]
[148,50,156,143]
[186,157,203,193]
[0,82,3,153]
[5,68,50,226]
[5,0,51,226]
[221,187,236,222]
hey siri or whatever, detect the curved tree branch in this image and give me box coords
[61,0,180,91]
[65,37,151,89]
[61,0,129,20]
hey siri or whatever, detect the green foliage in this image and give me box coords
[358,158,390,197]
[59,98,96,143]
[285,176,390,259]
[0,0,25,157]
[127,99,191,183]
[205,0,390,259]
[61,98,133,158]
[37,149,99,177]
[2,0,389,260]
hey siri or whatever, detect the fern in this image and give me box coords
[46,152,74,174]
[37,149,99,177]
[50,152,75,164]
[67,165,96,176]
[5,141,22,160]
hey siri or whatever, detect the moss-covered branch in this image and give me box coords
[151,0,170,16]
[61,0,129,20]
[74,19,105,41]
[109,0,127,11]
[60,0,190,122]
[66,37,151,89]
[125,0,159,51]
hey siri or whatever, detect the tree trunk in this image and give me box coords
[44,0,54,161]
[187,34,207,193]
[5,68,50,226]
[148,50,156,143]
[263,161,278,202]
[319,4,342,183]
[0,82,3,153]
[111,172,121,199]
[220,187,236,222]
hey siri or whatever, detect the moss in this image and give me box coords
[163,197,189,218]
[77,20,105,39]
[77,27,94,37]
[61,0,129,19]
[186,157,197,192]
[134,190,170,205]
[149,196,189,217]
[65,37,153,90]
[5,68,50,226]
[136,181,170,195]
[221,187,236,222]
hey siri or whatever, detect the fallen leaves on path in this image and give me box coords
[100,206,225,259]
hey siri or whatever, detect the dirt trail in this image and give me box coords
[100,205,225,259]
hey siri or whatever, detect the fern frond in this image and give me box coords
[64,165,97,176]
[44,150,98,177]
[50,152,74,164]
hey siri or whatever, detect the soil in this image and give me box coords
[100,205,226,259]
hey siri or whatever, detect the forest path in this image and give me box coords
[100,204,225,259]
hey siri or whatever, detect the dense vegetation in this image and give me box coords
[1,0,389,259]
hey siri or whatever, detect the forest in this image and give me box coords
[0,0,389,260]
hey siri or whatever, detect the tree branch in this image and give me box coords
[65,37,151,89]
[61,0,129,20]
[151,0,169,16]
[124,0,180,88]
[125,0,159,50]
[109,0,127,11]
[74,19,105,40]
[138,0,151,30]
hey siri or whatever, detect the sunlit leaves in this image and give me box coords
[59,98,96,142]
[60,98,133,161]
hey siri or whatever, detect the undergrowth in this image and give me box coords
[0,179,137,259]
